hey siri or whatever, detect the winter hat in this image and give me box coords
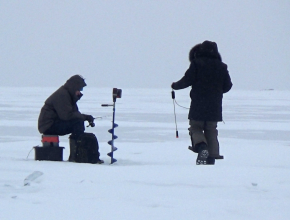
[199,40,219,58]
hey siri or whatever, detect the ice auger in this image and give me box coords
[102,88,122,164]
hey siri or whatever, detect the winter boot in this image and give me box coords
[206,157,215,165]
[68,136,77,162]
[196,142,209,165]
[188,146,199,153]
[96,159,104,164]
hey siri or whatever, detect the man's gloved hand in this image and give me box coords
[84,114,94,123]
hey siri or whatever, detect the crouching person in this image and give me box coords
[38,75,104,164]
[171,41,232,165]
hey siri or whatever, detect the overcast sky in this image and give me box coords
[0,0,289,90]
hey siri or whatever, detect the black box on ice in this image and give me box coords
[33,135,64,161]
[34,146,65,161]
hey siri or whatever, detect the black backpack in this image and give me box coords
[75,133,100,164]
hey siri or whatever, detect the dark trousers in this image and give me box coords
[44,119,85,139]
[189,120,220,157]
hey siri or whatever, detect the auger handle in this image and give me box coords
[102,104,113,107]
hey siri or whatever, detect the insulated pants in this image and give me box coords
[43,119,85,139]
[189,120,220,157]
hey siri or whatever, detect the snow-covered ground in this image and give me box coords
[0,87,290,220]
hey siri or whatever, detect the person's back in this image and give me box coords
[189,56,231,122]
[171,40,232,165]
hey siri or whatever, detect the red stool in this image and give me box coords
[41,135,59,147]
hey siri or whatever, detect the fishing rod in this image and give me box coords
[171,90,190,138]
[171,90,179,138]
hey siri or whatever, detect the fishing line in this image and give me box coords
[26,147,34,159]
[174,99,189,109]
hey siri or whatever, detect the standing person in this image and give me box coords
[171,41,232,165]
[38,75,103,163]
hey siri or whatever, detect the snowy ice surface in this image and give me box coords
[0,87,290,220]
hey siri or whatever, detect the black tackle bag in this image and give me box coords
[75,133,100,164]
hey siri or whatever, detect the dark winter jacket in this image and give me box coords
[38,75,87,134]
[172,41,232,121]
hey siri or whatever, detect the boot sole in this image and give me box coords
[188,146,198,153]
[196,150,209,165]
[96,160,104,164]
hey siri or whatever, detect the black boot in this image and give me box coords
[188,146,199,153]
[96,159,104,164]
[196,142,209,165]
[68,136,77,162]
[206,157,215,165]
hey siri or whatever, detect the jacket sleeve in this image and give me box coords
[172,63,195,90]
[223,70,233,93]
[53,92,85,121]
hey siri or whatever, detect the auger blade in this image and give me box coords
[107,152,113,157]
[111,158,117,164]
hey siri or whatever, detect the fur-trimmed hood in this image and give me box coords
[189,41,222,62]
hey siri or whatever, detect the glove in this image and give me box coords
[171,83,176,89]
[84,114,94,123]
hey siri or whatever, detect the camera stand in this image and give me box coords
[102,88,122,164]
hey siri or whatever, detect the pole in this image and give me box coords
[171,90,179,138]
